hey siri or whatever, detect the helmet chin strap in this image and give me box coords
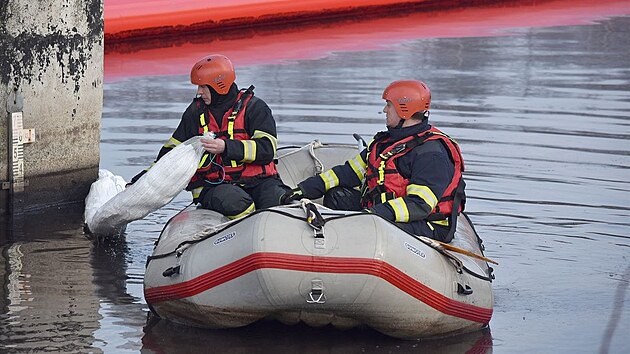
[385,116,405,129]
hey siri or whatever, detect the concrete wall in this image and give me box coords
[0,0,103,215]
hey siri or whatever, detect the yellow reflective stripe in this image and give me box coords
[241,140,257,163]
[227,116,237,167]
[319,170,339,191]
[380,193,388,204]
[142,161,157,173]
[227,117,235,139]
[198,153,209,168]
[348,154,367,181]
[378,160,386,184]
[199,113,209,133]
[407,184,438,210]
[163,137,181,149]
[387,198,410,222]
[432,219,449,226]
[192,187,203,199]
[252,130,278,154]
[227,202,255,219]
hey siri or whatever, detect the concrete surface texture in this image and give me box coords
[0,0,103,215]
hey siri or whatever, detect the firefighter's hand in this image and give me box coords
[280,187,304,205]
[127,170,147,187]
[201,136,225,154]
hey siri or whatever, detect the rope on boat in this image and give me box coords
[308,140,325,174]
[277,140,355,158]
[174,218,240,256]
[277,139,359,175]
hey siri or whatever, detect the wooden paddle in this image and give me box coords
[417,236,499,265]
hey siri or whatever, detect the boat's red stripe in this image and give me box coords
[144,252,492,323]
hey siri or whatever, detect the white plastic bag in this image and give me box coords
[84,169,127,227]
[86,136,205,237]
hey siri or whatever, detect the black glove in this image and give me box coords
[280,187,304,205]
[128,170,148,187]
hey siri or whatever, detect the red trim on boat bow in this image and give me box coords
[144,252,492,323]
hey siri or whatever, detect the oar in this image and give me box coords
[417,236,498,265]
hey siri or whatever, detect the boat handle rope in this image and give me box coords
[445,251,464,274]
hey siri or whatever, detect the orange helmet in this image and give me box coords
[382,80,431,119]
[190,54,236,95]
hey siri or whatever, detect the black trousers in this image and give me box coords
[199,175,290,218]
[323,186,451,242]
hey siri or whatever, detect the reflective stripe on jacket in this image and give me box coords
[363,126,465,220]
[188,88,278,189]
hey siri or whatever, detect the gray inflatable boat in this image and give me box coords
[144,141,494,339]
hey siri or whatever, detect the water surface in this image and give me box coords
[2,5,630,354]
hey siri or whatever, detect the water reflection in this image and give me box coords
[104,0,630,82]
[90,237,146,352]
[0,207,101,353]
[141,319,493,354]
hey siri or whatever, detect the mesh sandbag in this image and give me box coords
[86,136,204,237]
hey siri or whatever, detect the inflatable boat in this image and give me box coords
[143,141,494,339]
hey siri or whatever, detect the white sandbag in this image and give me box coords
[86,136,205,237]
[84,169,127,227]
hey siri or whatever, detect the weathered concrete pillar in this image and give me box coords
[0,0,103,215]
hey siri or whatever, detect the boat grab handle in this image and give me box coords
[162,265,181,277]
[457,283,473,295]
[306,279,327,304]
[307,289,327,304]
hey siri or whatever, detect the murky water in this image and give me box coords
[2,4,630,353]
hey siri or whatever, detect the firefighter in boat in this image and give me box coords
[281,80,465,242]
[130,54,288,219]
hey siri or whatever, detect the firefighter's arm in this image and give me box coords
[223,99,277,164]
[371,152,451,222]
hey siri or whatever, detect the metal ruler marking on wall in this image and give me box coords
[4,90,35,194]
[11,112,26,192]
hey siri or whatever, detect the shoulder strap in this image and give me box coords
[230,85,255,118]
[443,178,466,243]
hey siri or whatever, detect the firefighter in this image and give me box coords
[130,54,288,219]
[281,80,465,242]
